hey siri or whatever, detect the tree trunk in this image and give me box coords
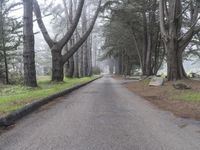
[87,36,93,76]
[81,4,88,77]
[142,10,148,75]
[166,0,185,81]
[73,30,80,78]
[67,57,74,78]
[114,58,119,75]
[166,40,186,81]
[3,46,9,84]
[73,52,79,78]
[145,33,152,76]
[160,0,188,81]
[83,43,88,76]
[79,46,84,77]
[23,0,37,87]
[51,50,64,81]
[0,2,9,84]
[118,54,122,75]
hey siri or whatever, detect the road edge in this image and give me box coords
[0,76,102,127]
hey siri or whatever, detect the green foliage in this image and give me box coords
[0,0,22,84]
[101,0,164,75]
[174,91,200,102]
[100,2,141,75]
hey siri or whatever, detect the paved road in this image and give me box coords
[1,76,200,150]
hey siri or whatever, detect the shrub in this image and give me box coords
[92,66,101,75]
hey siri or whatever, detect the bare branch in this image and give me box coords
[55,0,85,51]
[62,0,102,63]
[176,1,192,19]
[33,0,54,48]
[3,2,22,16]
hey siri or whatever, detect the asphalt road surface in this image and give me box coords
[1,76,200,150]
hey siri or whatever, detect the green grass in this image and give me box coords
[0,76,97,116]
[174,91,200,102]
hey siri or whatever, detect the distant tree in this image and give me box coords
[101,0,164,76]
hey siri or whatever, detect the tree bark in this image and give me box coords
[142,10,147,75]
[159,0,196,81]
[167,0,184,80]
[166,40,186,80]
[87,35,93,76]
[64,0,75,78]
[82,4,88,76]
[73,52,79,77]
[23,0,37,87]
[2,40,9,84]
[0,1,9,84]
[67,57,74,78]
[51,50,64,81]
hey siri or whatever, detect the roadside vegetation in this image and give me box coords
[174,91,200,102]
[0,0,102,117]
[134,79,200,102]
[0,76,96,116]
[123,78,200,120]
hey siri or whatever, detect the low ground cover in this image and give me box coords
[0,76,96,116]
[119,77,200,120]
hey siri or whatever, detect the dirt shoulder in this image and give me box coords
[120,77,200,120]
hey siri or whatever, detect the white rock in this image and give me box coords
[149,77,164,86]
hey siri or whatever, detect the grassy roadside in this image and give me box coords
[174,91,200,102]
[0,76,97,116]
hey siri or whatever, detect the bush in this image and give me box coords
[92,66,101,75]
[9,72,24,84]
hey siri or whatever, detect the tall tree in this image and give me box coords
[81,3,88,76]
[23,0,37,87]
[0,0,22,84]
[101,0,164,76]
[160,0,200,80]
[63,0,75,78]
[33,0,102,82]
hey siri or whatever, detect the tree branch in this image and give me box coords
[176,1,192,19]
[55,0,85,51]
[33,0,54,48]
[159,0,168,41]
[62,0,102,64]
[3,2,22,16]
